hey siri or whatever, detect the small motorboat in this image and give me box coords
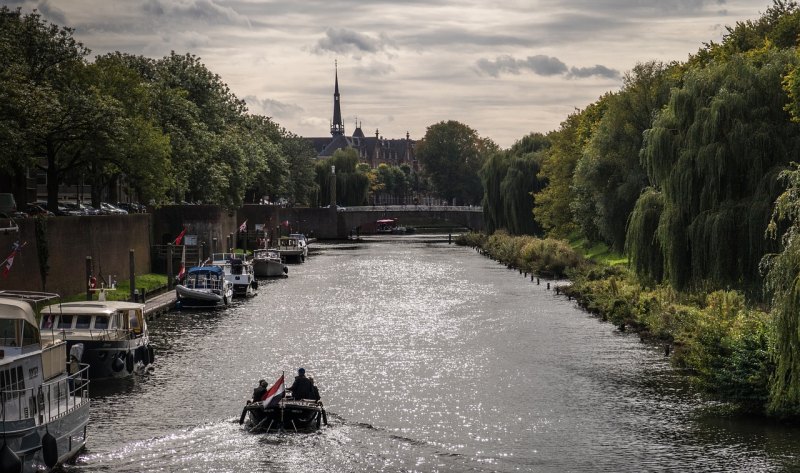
[175,265,233,308]
[252,248,288,277]
[239,373,327,432]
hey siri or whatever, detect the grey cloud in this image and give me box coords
[476,55,620,80]
[353,61,395,77]
[244,96,304,118]
[476,55,568,77]
[36,0,67,25]
[568,65,620,79]
[142,0,251,27]
[312,28,393,57]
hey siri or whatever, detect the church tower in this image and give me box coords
[330,61,344,136]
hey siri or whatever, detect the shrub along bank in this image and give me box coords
[457,231,775,416]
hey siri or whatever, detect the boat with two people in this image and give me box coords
[175,265,234,308]
[39,301,154,379]
[251,248,288,278]
[0,290,90,472]
[239,370,327,433]
[210,252,258,297]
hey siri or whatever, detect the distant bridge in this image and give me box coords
[338,205,484,234]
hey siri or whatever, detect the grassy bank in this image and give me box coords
[457,231,775,415]
[60,274,169,303]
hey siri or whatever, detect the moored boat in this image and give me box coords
[175,266,233,308]
[270,236,306,263]
[39,301,154,380]
[210,252,258,297]
[0,290,90,472]
[252,249,288,277]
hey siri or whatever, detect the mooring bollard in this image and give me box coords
[537,277,540,285]
[546,282,550,290]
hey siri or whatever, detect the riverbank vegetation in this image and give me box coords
[468,1,800,418]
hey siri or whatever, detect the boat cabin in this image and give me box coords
[40,301,146,342]
[183,265,228,290]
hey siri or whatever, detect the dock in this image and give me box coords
[143,290,176,320]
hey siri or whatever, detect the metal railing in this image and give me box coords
[0,364,89,426]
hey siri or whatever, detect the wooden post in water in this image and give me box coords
[129,249,136,302]
[167,243,174,290]
[85,256,92,301]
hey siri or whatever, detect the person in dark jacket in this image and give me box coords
[289,368,312,400]
[308,376,321,401]
[251,379,267,403]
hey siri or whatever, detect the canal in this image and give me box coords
[70,236,800,472]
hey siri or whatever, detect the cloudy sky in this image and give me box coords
[11,0,771,147]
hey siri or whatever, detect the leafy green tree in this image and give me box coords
[764,164,800,416]
[314,148,369,206]
[480,132,549,235]
[416,120,496,205]
[572,62,676,251]
[534,103,604,238]
[634,48,799,291]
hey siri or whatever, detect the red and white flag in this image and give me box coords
[174,227,187,245]
[260,374,285,407]
[280,220,290,228]
[177,262,186,281]
[2,241,25,278]
[238,220,247,232]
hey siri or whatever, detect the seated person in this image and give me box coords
[251,379,268,403]
[288,367,313,400]
[308,376,321,401]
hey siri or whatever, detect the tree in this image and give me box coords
[480,132,549,235]
[633,48,799,291]
[534,103,604,238]
[416,120,496,205]
[572,61,676,251]
[314,148,369,207]
[764,164,800,416]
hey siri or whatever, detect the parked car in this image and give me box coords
[116,202,146,213]
[24,203,54,217]
[0,212,19,234]
[65,202,102,216]
[0,194,28,218]
[57,202,86,216]
[101,202,127,215]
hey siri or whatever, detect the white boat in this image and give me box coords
[40,301,154,380]
[252,249,288,277]
[0,290,90,472]
[175,266,234,308]
[271,236,306,263]
[211,252,258,297]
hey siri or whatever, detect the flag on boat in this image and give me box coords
[174,227,187,245]
[44,311,54,329]
[280,220,290,228]
[260,374,285,407]
[239,220,247,232]
[2,241,25,278]
[177,262,186,281]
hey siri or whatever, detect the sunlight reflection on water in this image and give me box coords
[69,236,800,472]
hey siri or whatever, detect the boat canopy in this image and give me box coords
[188,265,224,275]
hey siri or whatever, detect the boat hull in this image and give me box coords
[245,400,325,432]
[175,284,230,308]
[66,339,153,380]
[252,259,288,277]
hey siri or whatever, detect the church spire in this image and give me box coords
[331,60,344,136]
